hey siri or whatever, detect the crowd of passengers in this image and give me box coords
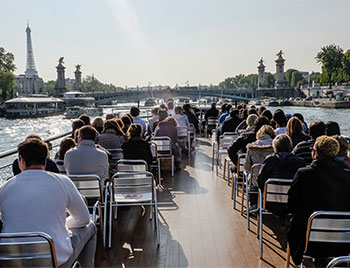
[0,100,200,267]
[210,102,350,266]
[0,100,350,267]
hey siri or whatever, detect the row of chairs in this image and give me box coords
[230,156,350,267]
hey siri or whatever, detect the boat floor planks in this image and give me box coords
[97,138,288,267]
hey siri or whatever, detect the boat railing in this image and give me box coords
[0,131,71,182]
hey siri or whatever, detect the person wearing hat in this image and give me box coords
[287,136,350,266]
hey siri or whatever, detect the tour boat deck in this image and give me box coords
[97,138,288,267]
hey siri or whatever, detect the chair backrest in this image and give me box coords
[248,163,263,188]
[151,136,172,155]
[0,232,58,267]
[108,149,124,164]
[326,256,350,268]
[67,174,102,199]
[150,142,158,160]
[116,159,148,172]
[188,124,196,139]
[112,171,155,199]
[177,126,189,139]
[304,211,350,254]
[219,134,237,150]
[263,178,293,208]
[222,132,238,137]
[207,117,218,126]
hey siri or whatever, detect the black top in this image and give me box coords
[12,158,60,176]
[121,138,153,167]
[204,108,219,121]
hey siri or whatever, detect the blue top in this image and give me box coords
[219,112,229,124]
[133,116,146,132]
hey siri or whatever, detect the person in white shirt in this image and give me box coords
[167,101,175,116]
[0,138,96,267]
[273,110,287,135]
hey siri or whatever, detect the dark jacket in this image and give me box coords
[154,120,178,144]
[221,116,242,135]
[12,158,59,176]
[257,152,306,191]
[184,111,199,131]
[292,139,315,165]
[228,128,256,166]
[204,108,219,121]
[121,138,153,167]
[287,158,350,265]
[290,133,310,148]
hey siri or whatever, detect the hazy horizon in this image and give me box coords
[1,0,350,87]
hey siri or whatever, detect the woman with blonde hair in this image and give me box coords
[286,117,309,147]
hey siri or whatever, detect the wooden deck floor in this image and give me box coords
[97,138,289,267]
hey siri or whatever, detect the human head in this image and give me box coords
[106,113,115,120]
[78,114,91,126]
[272,134,293,153]
[151,107,159,116]
[221,103,228,113]
[225,104,232,113]
[158,109,168,121]
[258,106,266,115]
[92,117,104,131]
[309,120,326,140]
[127,123,143,139]
[165,116,177,127]
[58,137,76,160]
[229,108,240,118]
[261,110,273,121]
[183,104,191,112]
[114,118,124,131]
[313,135,340,159]
[18,138,48,170]
[211,102,216,109]
[130,106,140,117]
[121,114,132,127]
[103,119,124,135]
[325,121,341,136]
[286,117,304,137]
[174,106,183,115]
[273,110,287,127]
[293,113,305,123]
[78,125,98,142]
[246,114,258,128]
[254,116,270,133]
[167,101,174,110]
[256,125,276,140]
[248,108,258,116]
[72,119,85,136]
[159,104,168,111]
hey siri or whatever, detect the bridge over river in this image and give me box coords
[85,88,253,104]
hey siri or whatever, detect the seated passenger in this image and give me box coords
[273,109,287,135]
[147,107,159,134]
[228,116,269,167]
[12,134,59,176]
[167,101,175,116]
[221,108,242,135]
[54,137,76,173]
[152,109,168,132]
[122,123,153,167]
[92,116,104,134]
[286,117,310,147]
[235,109,248,134]
[183,104,199,132]
[173,106,190,128]
[244,125,275,172]
[71,119,85,138]
[0,138,97,267]
[218,104,232,124]
[64,125,109,187]
[97,119,126,150]
[293,120,326,165]
[204,102,219,122]
[79,114,91,126]
[130,106,146,132]
[121,114,133,134]
[287,136,350,265]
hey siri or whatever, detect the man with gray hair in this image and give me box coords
[257,134,305,214]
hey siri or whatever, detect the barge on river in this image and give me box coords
[5,96,64,118]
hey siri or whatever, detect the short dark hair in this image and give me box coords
[261,110,273,121]
[273,134,293,153]
[326,121,341,136]
[151,107,159,115]
[273,110,287,127]
[309,120,326,139]
[158,109,168,121]
[248,108,258,116]
[78,125,97,141]
[225,104,232,112]
[78,114,91,125]
[130,106,140,117]
[211,102,216,109]
[229,108,240,118]
[167,101,174,110]
[174,106,183,115]
[254,116,270,133]
[18,138,48,167]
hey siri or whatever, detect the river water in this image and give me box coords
[0,104,348,168]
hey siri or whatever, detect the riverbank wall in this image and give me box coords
[291,99,350,109]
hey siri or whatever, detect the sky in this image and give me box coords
[1,0,350,88]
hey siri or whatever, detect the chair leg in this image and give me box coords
[108,198,113,248]
[246,182,250,229]
[231,174,235,200]
[158,160,161,186]
[223,158,227,181]
[103,187,108,247]
[171,156,174,177]
[227,160,231,185]
[233,175,237,208]
[212,145,215,170]
[259,192,263,259]
[285,244,291,268]
[188,137,191,158]
[154,191,160,246]
[150,205,153,220]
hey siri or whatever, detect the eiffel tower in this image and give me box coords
[24,21,38,76]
